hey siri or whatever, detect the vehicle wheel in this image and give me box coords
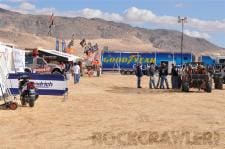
[214,78,223,89]
[205,82,212,93]
[24,69,31,73]
[52,70,61,75]
[9,102,17,110]
[20,97,26,106]
[182,82,189,92]
[129,71,133,75]
[124,71,127,75]
[35,95,39,100]
[215,82,223,89]
[28,100,35,107]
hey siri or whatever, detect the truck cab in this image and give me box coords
[25,56,63,74]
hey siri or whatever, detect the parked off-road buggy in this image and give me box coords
[181,62,212,93]
[213,64,225,89]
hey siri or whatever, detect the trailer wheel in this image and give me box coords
[129,70,133,75]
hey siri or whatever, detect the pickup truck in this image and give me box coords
[25,56,64,74]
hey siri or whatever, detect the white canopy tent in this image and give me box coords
[0,43,25,96]
[38,48,81,62]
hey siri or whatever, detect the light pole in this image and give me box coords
[178,16,187,66]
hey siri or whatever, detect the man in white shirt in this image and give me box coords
[73,63,80,84]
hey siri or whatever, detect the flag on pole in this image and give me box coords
[56,38,59,51]
[62,39,66,52]
[48,13,54,36]
[80,39,86,48]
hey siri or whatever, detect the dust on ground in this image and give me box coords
[1,73,225,149]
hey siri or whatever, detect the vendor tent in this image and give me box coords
[38,48,81,62]
[0,43,25,96]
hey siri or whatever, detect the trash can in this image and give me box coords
[66,72,70,80]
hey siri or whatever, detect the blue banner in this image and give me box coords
[7,73,68,96]
[101,51,194,71]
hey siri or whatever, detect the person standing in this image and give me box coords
[135,63,143,88]
[171,64,179,89]
[148,63,156,89]
[160,63,169,89]
[156,65,161,89]
[73,63,80,84]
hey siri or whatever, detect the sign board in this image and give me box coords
[13,48,25,72]
[7,73,68,96]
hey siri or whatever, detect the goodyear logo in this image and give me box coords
[103,56,156,64]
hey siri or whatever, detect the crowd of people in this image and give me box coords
[135,63,180,89]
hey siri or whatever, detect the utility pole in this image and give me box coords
[178,16,187,66]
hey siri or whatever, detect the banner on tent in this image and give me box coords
[7,73,68,96]
[13,49,25,72]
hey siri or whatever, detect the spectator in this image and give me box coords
[148,63,156,89]
[135,63,143,88]
[160,63,169,89]
[65,62,71,72]
[156,65,161,89]
[171,64,179,89]
[73,63,80,84]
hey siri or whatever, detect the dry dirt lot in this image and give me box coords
[1,73,225,149]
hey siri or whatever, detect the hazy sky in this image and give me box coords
[0,0,225,48]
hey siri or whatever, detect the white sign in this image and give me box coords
[13,49,25,72]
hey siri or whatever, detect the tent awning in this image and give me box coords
[38,48,81,62]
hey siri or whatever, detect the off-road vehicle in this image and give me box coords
[181,62,212,92]
[212,64,224,89]
[25,56,63,74]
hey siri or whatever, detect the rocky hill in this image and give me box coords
[0,7,224,55]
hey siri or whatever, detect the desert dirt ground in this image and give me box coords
[1,73,225,149]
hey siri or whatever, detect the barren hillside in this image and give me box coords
[0,7,224,56]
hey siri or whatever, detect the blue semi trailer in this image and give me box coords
[199,55,225,66]
[198,55,215,65]
[101,51,195,73]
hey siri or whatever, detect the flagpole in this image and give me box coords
[173,49,175,64]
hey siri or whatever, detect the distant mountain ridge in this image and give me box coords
[0,7,224,54]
